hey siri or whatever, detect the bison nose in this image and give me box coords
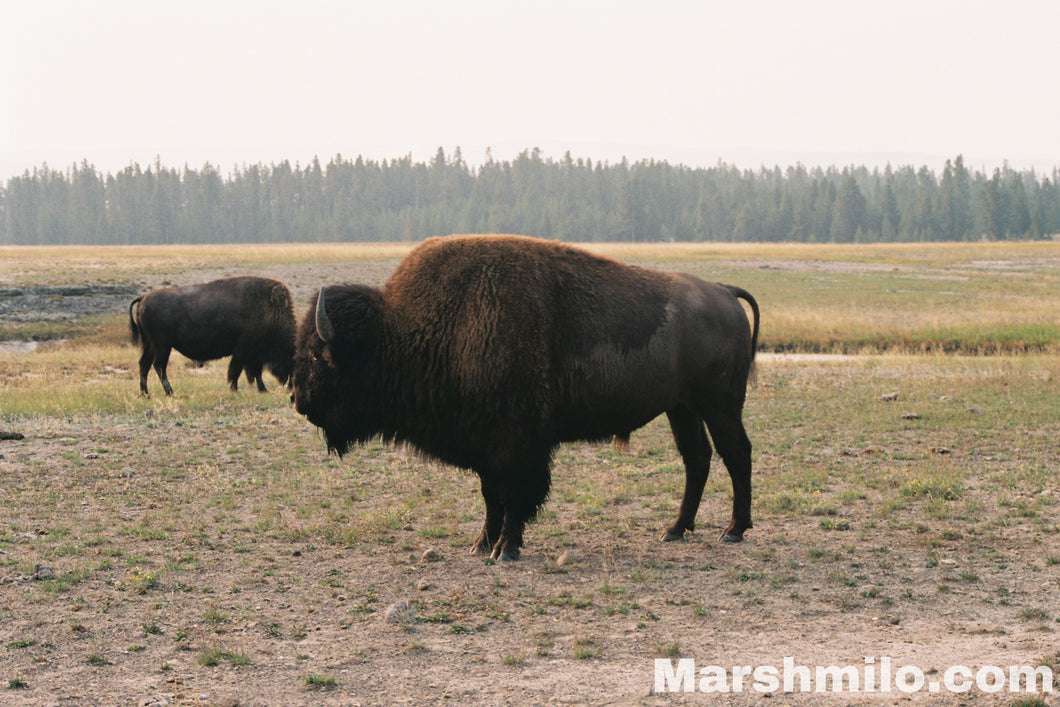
[291,387,310,414]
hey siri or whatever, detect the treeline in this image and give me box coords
[2,148,1058,245]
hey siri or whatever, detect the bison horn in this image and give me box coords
[315,287,335,342]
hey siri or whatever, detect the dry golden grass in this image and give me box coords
[3,237,1060,353]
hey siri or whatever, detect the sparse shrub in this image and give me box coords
[900,478,961,501]
[128,568,161,594]
[574,636,601,660]
[652,639,681,657]
[305,674,336,688]
[198,648,249,667]
[819,518,851,531]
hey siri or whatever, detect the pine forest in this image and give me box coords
[2,148,1058,245]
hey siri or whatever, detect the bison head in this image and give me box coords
[292,284,386,456]
[267,342,296,388]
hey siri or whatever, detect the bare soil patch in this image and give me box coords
[2,355,1058,706]
[1,251,1059,705]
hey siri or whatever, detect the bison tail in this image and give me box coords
[128,296,144,346]
[726,285,760,385]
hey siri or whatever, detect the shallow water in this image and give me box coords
[0,339,64,353]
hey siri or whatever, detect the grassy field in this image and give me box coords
[3,239,1060,353]
[1,240,1059,704]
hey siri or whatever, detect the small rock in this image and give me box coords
[879,392,899,402]
[384,599,415,624]
[417,579,431,591]
[900,412,921,420]
[421,548,440,563]
[34,564,54,581]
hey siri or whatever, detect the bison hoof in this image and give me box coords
[470,532,497,556]
[721,531,745,543]
[490,547,520,562]
[663,521,693,541]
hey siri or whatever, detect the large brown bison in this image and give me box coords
[129,276,296,397]
[292,235,759,561]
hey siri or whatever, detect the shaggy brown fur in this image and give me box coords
[129,276,296,397]
[292,235,758,560]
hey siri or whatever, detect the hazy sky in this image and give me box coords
[3,0,1060,180]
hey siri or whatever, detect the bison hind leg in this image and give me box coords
[244,361,267,392]
[226,356,244,391]
[138,347,154,397]
[702,404,753,544]
[662,406,712,542]
[151,347,174,396]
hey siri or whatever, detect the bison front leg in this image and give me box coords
[481,450,552,562]
[471,474,504,556]
[492,498,535,562]
[663,406,712,542]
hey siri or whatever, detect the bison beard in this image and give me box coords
[292,235,759,561]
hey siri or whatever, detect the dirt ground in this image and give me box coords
[1,262,1058,706]
[2,411,1057,707]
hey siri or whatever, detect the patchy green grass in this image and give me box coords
[5,241,1060,354]
[2,243,1059,703]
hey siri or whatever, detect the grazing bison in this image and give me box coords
[129,276,296,397]
[292,235,759,561]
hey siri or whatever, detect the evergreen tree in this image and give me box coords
[3,151,1059,245]
[980,169,1006,239]
[830,172,867,242]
